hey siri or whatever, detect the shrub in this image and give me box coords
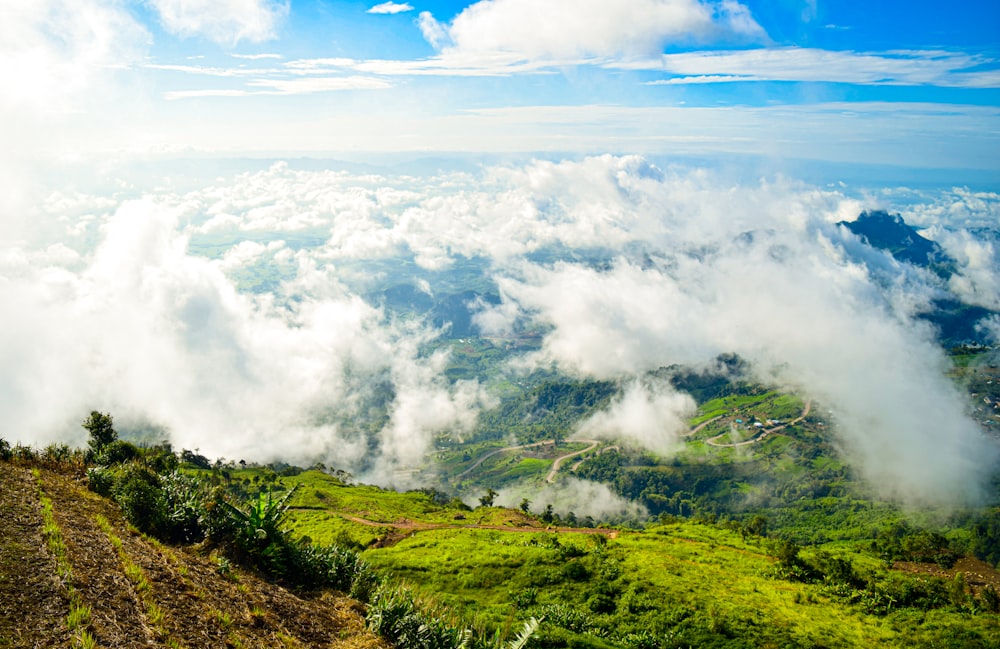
[0,437,10,460]
[160,471,206,543]
[366,585,463,649]
[12,444,36,462]
[97,440,140,466]
[87,466,115,497]
[980,584,1000,613]
[537,603,592,634]
[287,542,368,591]
[561,561,590,582]
[112,461,167,537]
[211,487,299,578]
[586,593,616,614]
[144,443,179,474]
[41,443,73,464]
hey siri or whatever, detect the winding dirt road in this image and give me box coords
[455,440,556,479]
[545,440,600,483]
[456,438,605,484]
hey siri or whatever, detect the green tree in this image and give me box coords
[83,411,116,455]
[479,488,498,507]
[742,514,767,540]
[519,497,532,513]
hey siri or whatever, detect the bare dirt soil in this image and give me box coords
[893,557,1000,595]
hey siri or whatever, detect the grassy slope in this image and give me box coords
[218,466,999,649]
[362,520,999,649]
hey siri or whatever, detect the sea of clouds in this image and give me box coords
[1,155,998,506]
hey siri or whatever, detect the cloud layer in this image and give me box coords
[3,155,998,505]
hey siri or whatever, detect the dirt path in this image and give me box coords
[329,512,616,540]
[545,440,600,483]
[570,445,618,472]
[455,440,556,479]
[681,416,723,437]
[704,400,812,448]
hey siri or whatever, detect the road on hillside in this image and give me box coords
[681,415,723,437]
[545,440,600,483]
[703,400,812,448]
[454,439,557,479]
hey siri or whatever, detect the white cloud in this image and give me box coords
[418,11,451,50]
[642,48,1000,88]
[0,0,149,242]
[0,196,489,481]
[231,53,283,60]
[247,75,392,94]
[164,75,392,99]
[576,379,696,456]
[147,63,274,77]
[430,0,766,60]
[148,0,289,45]
[497,477,648,522]
[368,2,415,15]
[5,155,997,505]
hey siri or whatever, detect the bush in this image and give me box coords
[366,585,463,649]
[0,437,10,460]
[160,471,206,543]
[586,592,616,614]
[112,461,167,537]
[287,542,367,591]
[87,466,115,497]
[12,444,36,462]
[97,440,140,466]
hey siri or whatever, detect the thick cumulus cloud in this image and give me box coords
[420,0,766,61]
[0,197,489,482]
[7,154,998,505]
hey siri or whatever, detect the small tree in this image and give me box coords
[479,488,498,508]
[519,498,531,513]
[83,411,117,455]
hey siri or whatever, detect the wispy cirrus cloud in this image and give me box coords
[231,52,283,60]
[147,63,275,77]
[634,47,1000,88]
[161,46,998,91]
[164,75,391,99]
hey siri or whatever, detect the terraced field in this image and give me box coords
[0,462,385,649]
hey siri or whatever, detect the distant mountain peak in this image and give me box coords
[839,209,949,271]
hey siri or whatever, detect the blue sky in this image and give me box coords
[4,0,1000,170]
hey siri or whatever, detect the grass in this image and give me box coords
[95,514,175,644]
[359,517,1000,648]
[32,469,95,648]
